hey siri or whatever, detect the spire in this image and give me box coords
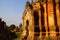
[26,0,30,7]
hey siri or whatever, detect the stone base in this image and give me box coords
[21,36,60,40]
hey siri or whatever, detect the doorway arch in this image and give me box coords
[22,20,29,40]
[33,11,40,40]
[33,11,40,32]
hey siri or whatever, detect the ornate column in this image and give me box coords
[48,0,56,37]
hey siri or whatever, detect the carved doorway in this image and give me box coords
[33,11,40,40]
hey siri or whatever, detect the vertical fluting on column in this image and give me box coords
[39,8,42,38]
[40,3,46,38]
[55,0,59,26]
[43,2,48,37]
[53,0,59,36]
[48,0,56,37]
[55,0,60,37]
[46,0,50,36]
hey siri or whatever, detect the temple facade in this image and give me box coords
[21,0,60,40]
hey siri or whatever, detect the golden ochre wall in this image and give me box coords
[21,0,60,40]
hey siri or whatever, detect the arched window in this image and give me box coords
[33,11,40,40]
[26,20,29,28]
[34,11,39,25]
[34,11,40,32]
[23,20,29,40]
[25,20,29,35]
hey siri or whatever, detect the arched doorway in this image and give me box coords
[26,20,29,37]
[33,11,40,40]
[22,20,29,40]
[34,11,40,32]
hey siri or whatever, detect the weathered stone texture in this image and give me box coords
[21,0,60,40]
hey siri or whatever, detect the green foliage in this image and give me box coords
[0,19,18,40]
[19,23,22,28]
[9,24,16,30]
[19,23,22,31]
[15,23,22,40]
[15,32,22,40]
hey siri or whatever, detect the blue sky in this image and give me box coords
[0,0,30,26]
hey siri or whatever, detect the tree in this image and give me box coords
[19,23,22,27]
[9,24,16,30]
[19,23,22,30]
[9,24,17,40]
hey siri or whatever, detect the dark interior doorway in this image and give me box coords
[34,11,40,32]
[33,11,40,40]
